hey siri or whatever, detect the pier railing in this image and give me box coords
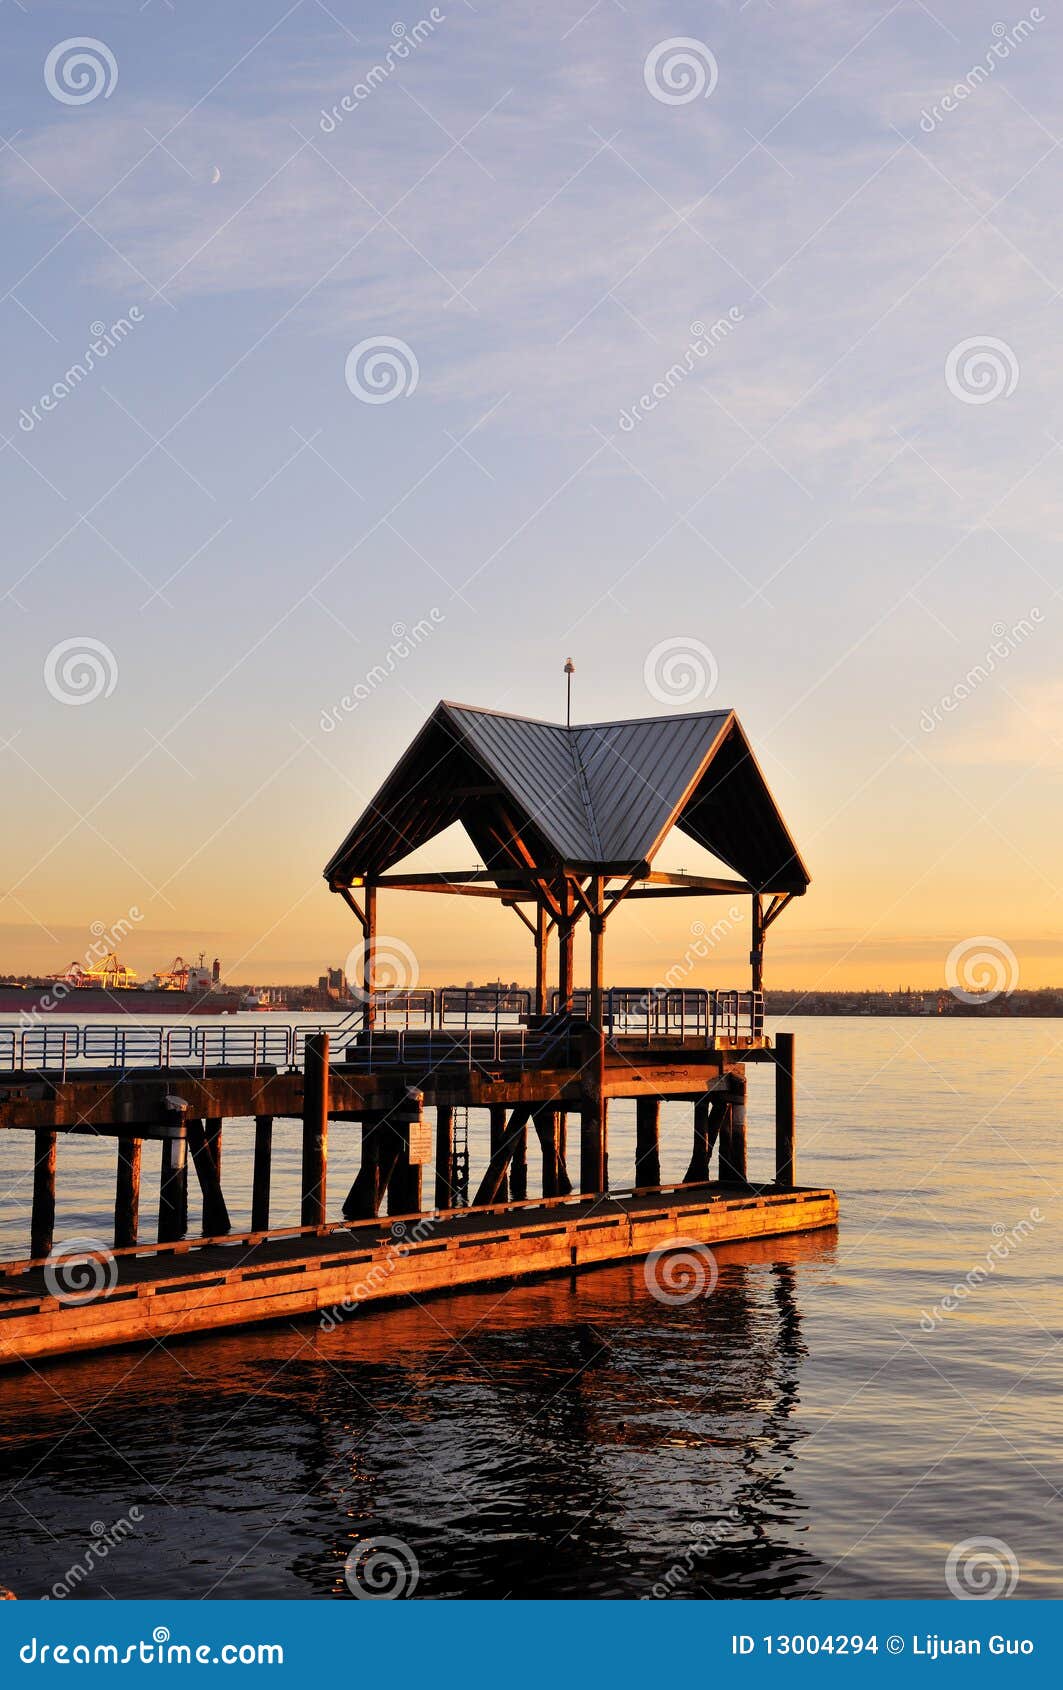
[0,987,763,1076]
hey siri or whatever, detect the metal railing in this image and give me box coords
[0,987,763,1075]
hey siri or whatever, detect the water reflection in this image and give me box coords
[0,1229,835,1599]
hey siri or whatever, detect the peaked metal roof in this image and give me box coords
[324,700,809,893]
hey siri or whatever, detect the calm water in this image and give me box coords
[0,1016,1059,1600]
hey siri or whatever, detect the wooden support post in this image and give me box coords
[434,1105,454,1210]
[579,1098,607,1196]
[251,1116,273,1232]
[362,885,377,1031]
[187,1118,232,1237]
[301,1032,329,1227]
[534,902,550,1017]
[558,882,575,1013]
[635,1098,661,1189]
[533,1106,562,1198]
[473,1105,534,1206]
[589,875,605,1034]
[114,1137,142,1249]
[489,1104,509,1203]
[387,1122,422,1216]
[509,1112,528,1202]
[775,1032,796,1187]
[31,1130,57,1260]
[343,1112,403,1220]
[682,1095,709,1189]
[204,1116,223,1180]
[750,892,764,997]
[557,1110,570,1192]
[719,1073,748,1185]
[158,1131,188,1243]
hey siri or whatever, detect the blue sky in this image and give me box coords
[1,0,1060,988]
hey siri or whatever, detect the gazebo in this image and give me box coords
[324,698,809,1019]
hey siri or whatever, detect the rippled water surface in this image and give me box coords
[0,1016,1059,1600]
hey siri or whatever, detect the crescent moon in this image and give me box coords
[210,166,222,185]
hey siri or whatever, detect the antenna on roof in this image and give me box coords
[563,657,575,727]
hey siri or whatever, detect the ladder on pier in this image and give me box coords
[451,1107,470,1207]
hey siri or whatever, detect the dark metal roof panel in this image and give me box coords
[574,712,730,863]
[445,704,594,860]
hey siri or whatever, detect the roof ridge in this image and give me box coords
[568,730,603,860]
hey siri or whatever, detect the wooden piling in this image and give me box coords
[301,1033,329,1227]
[158,1131,188,1243]
[719,1074,748,1184]
[635,1097,661,1188]
[187,1118,232,1236]
[114,1137,141,1249]
[251,1116,273,1232]
[579,1099,607,1195]
[434,1105,454,1210]
[489,1104,509,1203]
[204,1116,223,1180]
[533,1106,561,1198]
[31,1130,57,1260]
[509,1112,528,1201]
[684,1096,712,1183]
[775,1032,795,1187]
[473,1105,534,1206]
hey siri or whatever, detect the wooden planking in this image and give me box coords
[0,1185,838,1366]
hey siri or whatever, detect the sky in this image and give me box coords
[1,0,1061,993]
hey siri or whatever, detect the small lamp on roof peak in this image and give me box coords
[564,657,575,726]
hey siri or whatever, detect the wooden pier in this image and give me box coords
[0,699,837,1368]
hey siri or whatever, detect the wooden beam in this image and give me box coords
[473,1105,534,1206]
[158,1131,188,1243]
[634,1098,660,1188]
[187,1118,232,1236]
[642,871,752,891]
[31,1130,57,1260]
[114,1136,141,1249]
[251,1116,273,1232]
[300,1033,329,1227]
[775,1033,795,1186]
[434,1105,454,1211]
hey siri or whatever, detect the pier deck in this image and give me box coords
[0,1179,837,1368]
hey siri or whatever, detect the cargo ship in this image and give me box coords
[0,953,243,1017]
